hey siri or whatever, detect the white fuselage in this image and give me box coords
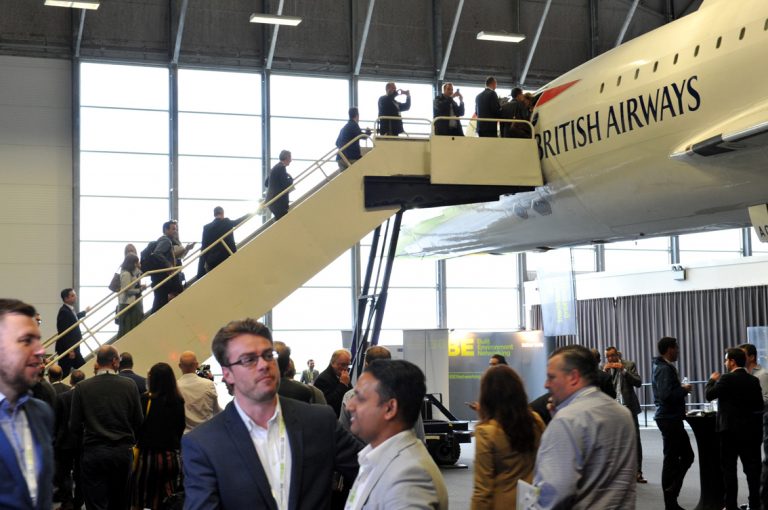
[411,1,768,256]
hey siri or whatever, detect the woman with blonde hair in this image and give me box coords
[471,365,546,509]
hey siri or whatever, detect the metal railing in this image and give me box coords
[639,379,711,427]
[43,114,539,367]
[431,116,535,138]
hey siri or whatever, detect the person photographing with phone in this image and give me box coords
[377,82,411,136]
[433,82,465,136]
[314,349,353,417]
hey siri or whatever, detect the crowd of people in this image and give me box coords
[5,292,768,509]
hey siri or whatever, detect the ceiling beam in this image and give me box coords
[265,0,285,70]
[74,8,86,58]
[171,0,189,65]
[615,0,640,46]
[354,0,376,76]
[438,0,465,81]
[520,0,553,87]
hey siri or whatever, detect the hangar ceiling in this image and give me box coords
[1,0,704,88]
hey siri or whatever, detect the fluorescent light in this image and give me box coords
[249,13,302,26]
[476,31,525,43]
[45,0,100,9]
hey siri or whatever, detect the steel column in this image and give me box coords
[354,0,376,76]
[265,0,285,70]
[615,0,640,47]
[438,0,465,81]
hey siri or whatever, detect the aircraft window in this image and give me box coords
[616,75,622,86]
[764,18,768,30]
[716,36,722,48]
[694,45,700,57]
[634,69,639,80]
[740,27,746,40]
[673,53,679,65]
[600,82,604,93]
[653,61,659,72]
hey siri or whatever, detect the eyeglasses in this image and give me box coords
[224,350,278,368]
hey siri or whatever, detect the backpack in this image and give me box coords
[140,241,160,272]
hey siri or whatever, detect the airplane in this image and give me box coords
[400,0,768,257]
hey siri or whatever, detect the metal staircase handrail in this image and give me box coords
[431,116,535,138]
[42,132,380,367]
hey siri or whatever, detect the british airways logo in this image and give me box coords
[535,75,701,160]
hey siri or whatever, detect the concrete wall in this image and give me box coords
[0,55,73,339]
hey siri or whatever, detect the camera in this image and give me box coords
[196,364,213,380]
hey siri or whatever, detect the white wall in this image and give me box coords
[525,254,768,306]
[0,56,72,339]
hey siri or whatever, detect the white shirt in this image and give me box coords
[234,398,292,510]
[345,430,411,510]
[177,373,221,433]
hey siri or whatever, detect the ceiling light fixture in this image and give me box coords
[249,13,302,26]
[45,0,100,9]
[476,31,525,43]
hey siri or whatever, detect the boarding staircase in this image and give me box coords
[44,117,542,371]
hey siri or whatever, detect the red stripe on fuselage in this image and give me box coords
[536,79,581,108]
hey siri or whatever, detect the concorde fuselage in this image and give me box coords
[411,0,768,256]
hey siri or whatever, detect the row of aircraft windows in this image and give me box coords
[599,20,767,93]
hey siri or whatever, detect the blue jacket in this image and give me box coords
[0,397,54,510]
[652,355,688,419]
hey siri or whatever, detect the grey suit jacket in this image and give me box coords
[608,360,642,415]
[353,430,448,510]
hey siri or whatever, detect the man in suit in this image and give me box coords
[377,82,411,136]
[117,351,147,394]
[433,82,464,136]
[198,206,247,278]
[70,345,143,510]
[705,347,763,510]
[475,76,502,137]
[55,288,88,377]
[275,341,313,403]
[182,318,362,510]
[0,298,54,510]
[344,359,448,509]
[47,364,70,395]
[54,370,85,510]
[315,349,353,417]
[300,359,319,385]
[604,345,647,483]
[265,150,294,220]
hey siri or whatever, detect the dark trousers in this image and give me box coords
[151,276,170,314]
[58,351,85,378]
[54,448,75,503]
[720,431,761,509]
[761,413,768,509]
[631,412,643,473]
[81,445,132,510]
[656,418,695,508]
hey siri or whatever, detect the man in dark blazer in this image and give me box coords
[433,82,464,136]
[377,82,411,136]
[604,346,646,483]
[314,349,353,417]
[275,341,313,403]
[182,319,362,510]
[55,288,87,377]
[197,206,247,278]
[706,347,763,510]
[475,76,502,137]
[117,351,147,394]
[47,364,70,395]
[265,150,294,220]
[0,299,54,510]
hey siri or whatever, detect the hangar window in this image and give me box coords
[694,45,700,57]
[653,61,659,72]
[616,75,622,87]
[634,69,639,80]
[739,27,746,40]
[673,53,679,65]
[716,36,722,48]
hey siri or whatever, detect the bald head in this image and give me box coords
[95,346,120,371]
[179,351,199,374]
[47,364,63,383]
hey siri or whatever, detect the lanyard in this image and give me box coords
[272,413,287,510]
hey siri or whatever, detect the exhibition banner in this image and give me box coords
[448,330,547,420]
[536,249,578,336]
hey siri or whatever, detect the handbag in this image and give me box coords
[108,271,121,293]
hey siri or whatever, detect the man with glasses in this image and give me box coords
[315,349,353,417]
[182,319,362,510]
[0,299,54,510]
